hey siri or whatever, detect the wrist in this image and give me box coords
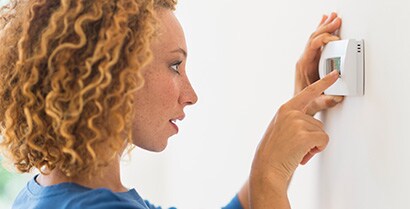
[238,180,250,209]
[249,171,290,209]
[250,169,288,195]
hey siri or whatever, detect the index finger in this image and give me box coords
[287,70,339,111]
[317,15,328,28]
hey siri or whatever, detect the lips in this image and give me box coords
[169,115,185,134]
[169,119,179,133]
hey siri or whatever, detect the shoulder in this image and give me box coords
[65,188,151,209]
[13,180,150,209]
[72,189,167,209]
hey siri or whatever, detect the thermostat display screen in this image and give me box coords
[326,57,341,76]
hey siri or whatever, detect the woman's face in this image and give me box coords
[131,9,198,152]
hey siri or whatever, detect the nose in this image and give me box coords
[179,76,198,106]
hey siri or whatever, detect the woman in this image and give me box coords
[0,0,343,208]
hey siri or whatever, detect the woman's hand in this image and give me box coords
[249,71,340,209]
[295,12,344,116]
[238,13,345,209]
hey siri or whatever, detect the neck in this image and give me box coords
[36,155,127,193]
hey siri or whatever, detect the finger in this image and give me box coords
[323,12,337,25]
[287,70,339,111]
[302,34,340,63]
[300,152,314,165]
[314,13,338,37]
[300,147,320,165]
[310,34,340,51]
[301,114,325,131]
[309,132,329,153]
[306,95,344,116]
[300,133,329,165]
[317,15,328,28]
[314,17,342,37]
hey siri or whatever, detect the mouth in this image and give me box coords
[169,119,179,133]
[169,115,185,134]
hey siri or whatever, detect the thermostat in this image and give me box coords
[319,39,365,96]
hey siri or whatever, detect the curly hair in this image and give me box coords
[0,0,177,178]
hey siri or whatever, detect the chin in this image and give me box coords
[134,140,168,152]
[150,144,167,152]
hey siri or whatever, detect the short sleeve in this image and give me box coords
[222,194,244,209]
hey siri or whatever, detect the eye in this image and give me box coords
[170,61,182,75]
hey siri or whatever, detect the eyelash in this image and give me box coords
[170,61,182,75]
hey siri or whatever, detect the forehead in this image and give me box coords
[153,9,186,52]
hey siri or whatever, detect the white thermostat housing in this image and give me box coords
[319,39,365,96]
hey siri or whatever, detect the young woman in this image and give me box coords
[0,0,343,208]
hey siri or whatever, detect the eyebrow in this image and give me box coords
[170,48,187,58]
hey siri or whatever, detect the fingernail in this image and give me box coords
[331,70,339,76]
[325,15,331,23]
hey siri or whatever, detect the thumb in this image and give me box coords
[306,95,344,116]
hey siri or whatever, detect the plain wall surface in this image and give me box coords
[316,1,410,209]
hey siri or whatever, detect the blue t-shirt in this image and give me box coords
[12,175,243,209]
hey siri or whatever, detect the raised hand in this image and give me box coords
[250,70,340,209]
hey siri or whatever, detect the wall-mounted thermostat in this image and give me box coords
[319,39,365,96]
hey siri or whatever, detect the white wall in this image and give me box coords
[317,1,410,209]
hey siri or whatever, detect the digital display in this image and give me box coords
[326,57,341,77]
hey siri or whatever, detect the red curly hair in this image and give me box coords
[0,0,177,178]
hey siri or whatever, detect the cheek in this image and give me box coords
[138,71,180,110]
[159,81,180,106]
[131,74,180,150]
[144,75,179,110]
